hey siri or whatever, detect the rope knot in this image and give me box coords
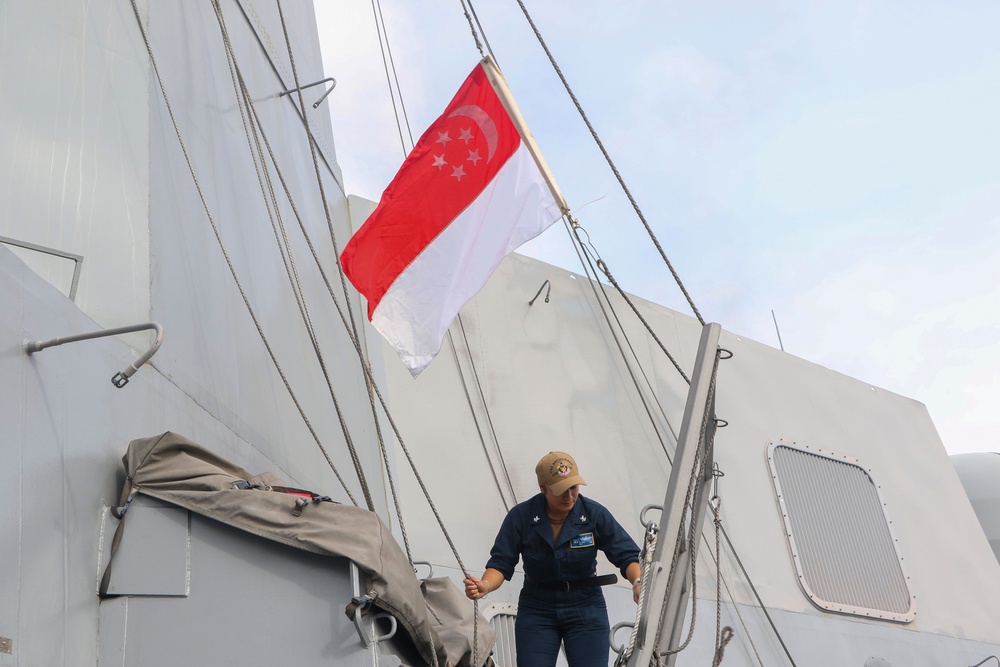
[711,626,734,667]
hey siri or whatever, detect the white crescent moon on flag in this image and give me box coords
[448,105,499,161]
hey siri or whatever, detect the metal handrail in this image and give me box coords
[279,77,337,109]
[0,235,84,301]
[412,560,435,579]
[25,322,164,388]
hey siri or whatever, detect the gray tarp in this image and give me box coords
[103,432,495,667]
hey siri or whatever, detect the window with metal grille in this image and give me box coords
[767,441,915,623]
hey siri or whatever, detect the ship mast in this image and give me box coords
[627,322,723,667]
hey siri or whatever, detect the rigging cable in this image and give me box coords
[614,518,657,667]
[512,0,706,327]
[464,0,497,63]
[571,223,690,395]
[449,8,797,665]
[654,348,723,659]
[450,8,790,664]
[464,10,781,659]
[563,218,679,455]
[593,254,691,385]
[712,538,767,667]
[131,9,513,666]
[227,4,487,658]
[455,314,519,505]
[719,523,799,666]
[249,1,478,591]
[356,6,795,665]
[616,348,723,665]
[457,0,693,516]
[127,0,360,506]
[232,3,347,199]
[500,19,795,666]
[220,0,376,513]
[275,0,412,543]
[457,0,485,59]
[448,323,518,510]
[278,1,504,579]
[710,498,735,667]
[373,2,520,517]
[278,0,415,559]
[703,464,786,665]
[370,0,414,156]
[248,6,792,665]
[453,3,692,445]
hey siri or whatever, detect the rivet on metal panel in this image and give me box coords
[0,637,11,654]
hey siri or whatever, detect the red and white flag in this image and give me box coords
[341,58,566,376]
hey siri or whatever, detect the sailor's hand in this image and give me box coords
[463,575,489,600]
[632,579,641,604]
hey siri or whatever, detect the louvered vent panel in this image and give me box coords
[770,443,914,622]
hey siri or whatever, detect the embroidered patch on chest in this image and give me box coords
[570,532,595,548]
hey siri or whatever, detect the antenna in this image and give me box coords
[771,309,785,352]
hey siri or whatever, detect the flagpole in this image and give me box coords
[480,56,571,218]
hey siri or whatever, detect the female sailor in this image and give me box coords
[464,451,641,667]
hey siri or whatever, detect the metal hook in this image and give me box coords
[609,622,635,656]
[529,280,551,306]
[712,463,724,500]
[279,77,337,109]
[639,504,662,529]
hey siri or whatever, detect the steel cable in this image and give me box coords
[128,0,361,506]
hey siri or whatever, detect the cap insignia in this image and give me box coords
[550,459,572,477]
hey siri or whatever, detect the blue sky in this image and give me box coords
[316,2,1000,455]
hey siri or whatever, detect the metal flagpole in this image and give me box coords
[480,55,572,218]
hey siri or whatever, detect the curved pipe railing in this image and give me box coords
[279,77,337,109]
[25,322,164,388]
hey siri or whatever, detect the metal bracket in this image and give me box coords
[352,607,398,648]
[0,235,84,301]
[279,77,336,109]
[349,561,397,649]
[25,321,164,388]
[639,504,662,530]
[529,280,551,305]
[610,622,634,656]
[412,560,434,579]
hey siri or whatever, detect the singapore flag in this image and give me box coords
[340,57,566,376]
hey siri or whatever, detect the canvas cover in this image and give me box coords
[103,432,495,667]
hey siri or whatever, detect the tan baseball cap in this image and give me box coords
[535,452,587,495]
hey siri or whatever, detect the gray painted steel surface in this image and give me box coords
[0,1,395,664]
[2,0,1000,664]
[0,0,387,507]
[376,253,1000,665]
[952,452,1000,563]
[97,497,378,666]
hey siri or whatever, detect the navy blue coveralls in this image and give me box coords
[485,493,640,667]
